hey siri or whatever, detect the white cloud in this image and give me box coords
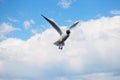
[58,0,74,9]
[111,10,120,15]
[8,17,19,23]
[95,14,102,18]
[0,16,120,80]
[56,72,120,80]
[23,19,35,29]
[82,72,120,80]
[31,29,38,34]
[65,20,73,23]
[0,23,20,40]
[30,28,42,34]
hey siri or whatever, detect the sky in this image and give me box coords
[0,0,120,80]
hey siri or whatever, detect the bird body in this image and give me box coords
[41,15,80,50]
[60,32,70,42]
[54,32,70,46]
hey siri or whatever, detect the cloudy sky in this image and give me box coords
[0,0,120,80]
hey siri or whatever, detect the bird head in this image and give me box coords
[66,30,70,35]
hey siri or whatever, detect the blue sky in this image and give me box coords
[0,0,120,40]
[0,0,120,80]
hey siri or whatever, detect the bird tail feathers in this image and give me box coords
[54,41,65,46]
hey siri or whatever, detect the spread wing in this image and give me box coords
[41,15,63,35]
[69,21,80,30]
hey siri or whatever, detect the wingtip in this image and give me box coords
[76,21,80,23]
[75,21,81,25]
[41,15,48,20]
[75,21,80,25]
[41,14,44,17]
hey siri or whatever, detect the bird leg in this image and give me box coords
[59,44,63,50]
[60,46,63,50]
[59,46,61,49]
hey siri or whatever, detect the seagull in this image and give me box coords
[41,15,80,50]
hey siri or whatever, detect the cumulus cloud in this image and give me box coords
[82,72,120,80]
[0,23,20,40]
[23,19,35,29]
[58,0,75,9]
[111,10,120,15]
[0,16,120,80]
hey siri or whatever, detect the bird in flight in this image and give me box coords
[41,15,80,50]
